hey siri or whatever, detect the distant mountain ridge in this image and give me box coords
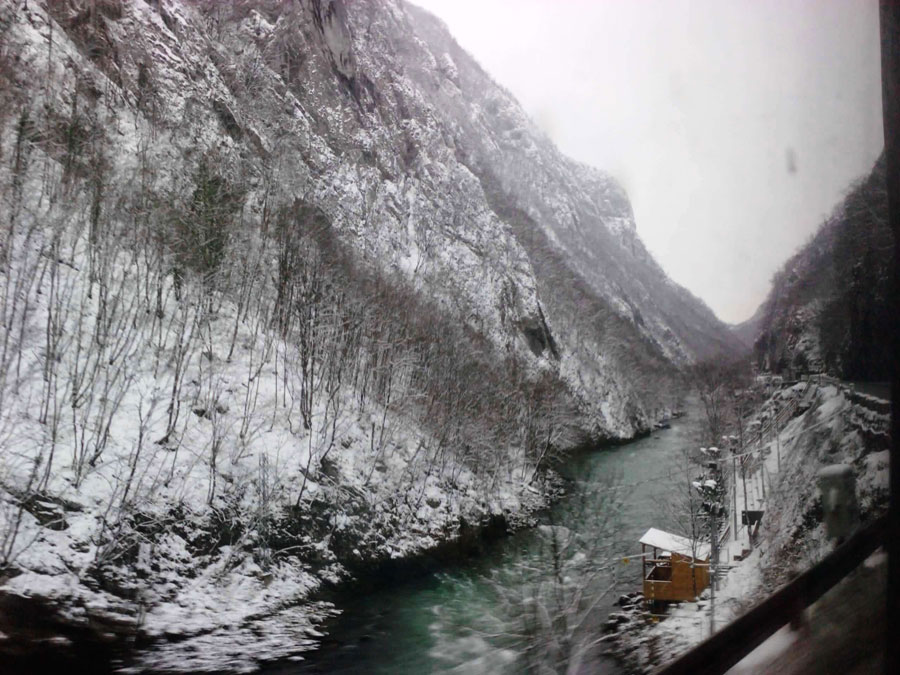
[731,304,764,350]
[748,154,892,379]
[403,1,742,370]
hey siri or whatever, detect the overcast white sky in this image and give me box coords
[412,0,884,324]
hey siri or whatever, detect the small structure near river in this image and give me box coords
[640,528,710,604]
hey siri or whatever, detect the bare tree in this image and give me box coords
[483,480,625,674]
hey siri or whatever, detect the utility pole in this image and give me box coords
[741,456,749,518]
[732,453,738,538]
[775,416,782,472]
[760,453,766,500]
[709,505,718,636]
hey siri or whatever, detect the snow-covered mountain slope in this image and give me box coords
[7,0,738,435]
[0,0,740,669]
[731,303,764,351]
[750,154,892,379]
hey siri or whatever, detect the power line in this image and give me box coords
[594,402,850,495]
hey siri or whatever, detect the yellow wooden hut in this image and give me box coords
[640,527,710,603]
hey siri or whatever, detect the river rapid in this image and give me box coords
[269,409,699,675]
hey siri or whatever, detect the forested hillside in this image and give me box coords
[751,154,892,379]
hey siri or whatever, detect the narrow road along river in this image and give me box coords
[269,408,699,674]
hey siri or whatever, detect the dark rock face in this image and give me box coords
[0,591,122,675]
[750,155,893,380]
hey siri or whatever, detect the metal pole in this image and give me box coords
[775,416,781,473]
[760,453,766,500]
[741,457,750,547]
[710,507,717,635]
[732,454,738,538]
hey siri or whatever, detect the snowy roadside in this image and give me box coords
[606,382,891,673]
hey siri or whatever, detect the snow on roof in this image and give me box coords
[817,464,853,479]
[639,527,711,559]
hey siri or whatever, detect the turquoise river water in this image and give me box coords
[268,409,698,674]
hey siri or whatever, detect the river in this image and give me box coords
[267,409,699,675]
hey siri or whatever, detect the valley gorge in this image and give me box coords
[0,2,891,674]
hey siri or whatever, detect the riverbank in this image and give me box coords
[1,398,690,675]
[605,383,891,673]
[257,408,701,675]
[0,381,667,675]
[0,465,561,674]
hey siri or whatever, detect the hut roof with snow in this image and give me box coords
[639,527,710,560]
[640,527,711,603]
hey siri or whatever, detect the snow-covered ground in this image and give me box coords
[726,547,887,675]
[0,54,550,675]
[0,189,552,672]
[0,192,548,672]
[608,382,891,672]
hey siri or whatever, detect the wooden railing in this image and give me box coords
[653,515,888,675]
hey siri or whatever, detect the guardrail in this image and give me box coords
[653,515,888,675]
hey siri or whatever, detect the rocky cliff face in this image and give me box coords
[751,155,892,379]
[7,0,736,436]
